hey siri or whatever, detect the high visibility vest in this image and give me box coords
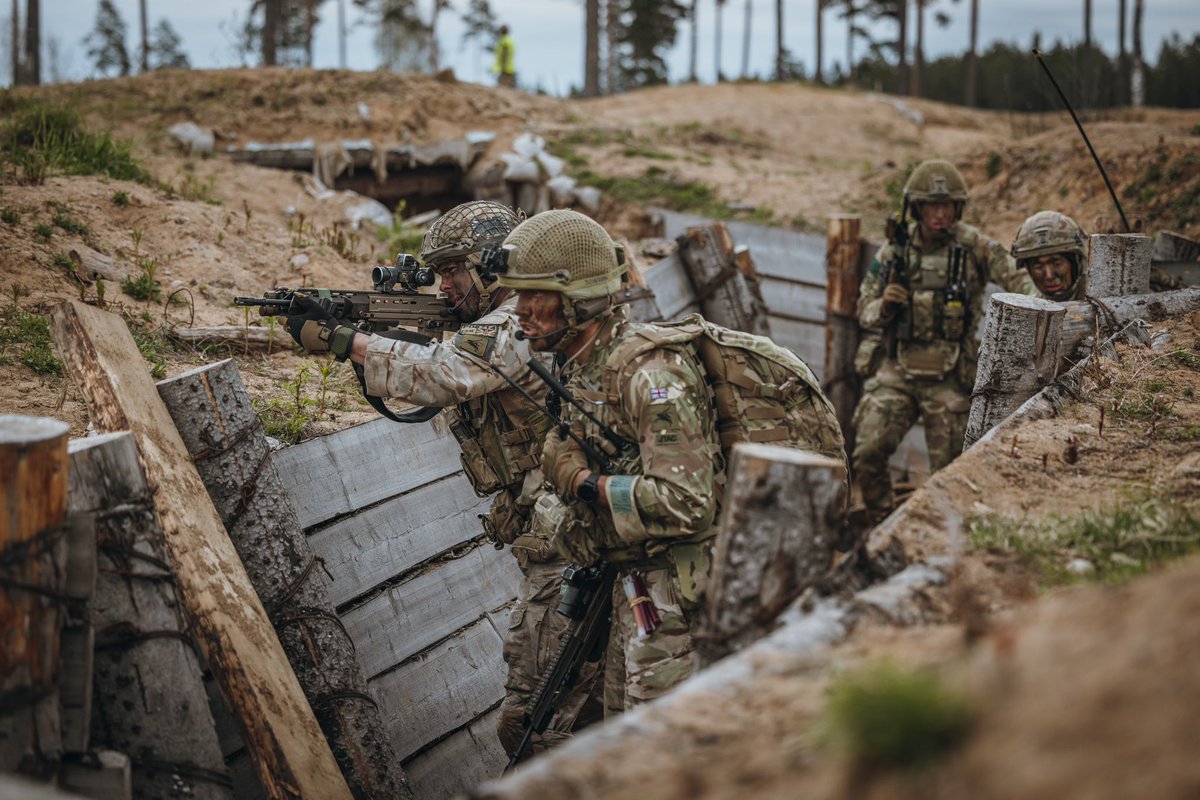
[493,34,515,75]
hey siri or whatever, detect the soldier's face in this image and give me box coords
[437,260,482,321]
[918,201,956,238]
[1024,254,1074,298]
[515,290,569,351]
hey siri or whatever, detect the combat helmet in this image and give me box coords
[421,200,524,308]
[496,210,625,348]
[1011,210,1087,298]
[903,159,968,220]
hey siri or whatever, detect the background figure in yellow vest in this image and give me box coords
[493,25,516,88]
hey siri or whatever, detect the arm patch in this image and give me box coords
[455,323,499,360]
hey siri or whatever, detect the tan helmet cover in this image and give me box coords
[1011,210,1088,261]
[496,210,622,300]
[904,159,969,203]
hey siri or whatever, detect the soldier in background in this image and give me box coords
[1012,210,1089,301]
[492,25,517,88]
[282,201,600,760]
[851,159,1038,523]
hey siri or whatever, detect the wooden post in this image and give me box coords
[1056,287,1200,366]
[696,444,846,668]
[156,360,412,800]
[1088,233,1152,297]
[68,432,233,800]
[824,214,863,453]
[676,223,771,337]
[0,415,69,775]
[964,293,1066,450]
[48,301,353,800]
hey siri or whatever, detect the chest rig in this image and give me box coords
[895,243,973,346]
[449,392,552,498]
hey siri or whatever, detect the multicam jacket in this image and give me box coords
[858,220,1039,383]
[362,297,554,542]
[560,305,722,549]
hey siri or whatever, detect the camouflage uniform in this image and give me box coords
[552,304,721,713]
[852,220,1038,516]
[1011,210,1089,302]
[363,302,601,758]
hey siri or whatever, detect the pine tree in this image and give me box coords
[612,0,686,89]
[150,18,189,68]
[85,0,130,77]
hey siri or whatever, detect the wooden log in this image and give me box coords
[824,214,863,453]
[67,432,233,800]
[59,750,131,800]
[48,301,353,800]
[156,359,412,800]
[168,327,279,350]
[1152,230,1200,264]
[1088,233,1151,297]
[964,293,1066,450]
[67,249,130,286]
[0,415,70,775]
[1056,286,1200,363]
[676,223,771,337]
[696,444,846,668]
[57,624,92,754]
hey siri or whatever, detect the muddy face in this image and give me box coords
[515,289,569,352]
[1023,253,1075,299]
[436,260,483,322]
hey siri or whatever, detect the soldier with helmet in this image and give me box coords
[282,201,601,760]
[495,209,723,713]
[1011,210,1089,301]
[851,159,1038,522]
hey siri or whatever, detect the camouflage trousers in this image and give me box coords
[603,560,697,717]
[496,559,604,760]
[851,358,970,517]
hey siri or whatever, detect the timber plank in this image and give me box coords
[344,545,522,678]
[371,618,507,760]
[403,708,507,800]
[766,317,826,379]
[48,300,351,800]
[272,418,461,528]
[642,253,697,320]
[760,277,826,325]
[312,474,490,608]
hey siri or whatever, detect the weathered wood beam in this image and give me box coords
[68,432,232,800]
[676,223,771,337]
[1057,286,1200,363]
[156,359,412,800]
[48,301,352,800]
[964,293,1066,449]
[0,415,69,775]
[1088,233,1151,297]
[168,326,279,350]
[824,214,862,451]
[696,444,846,668]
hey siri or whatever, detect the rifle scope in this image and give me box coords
[373,253,436,293]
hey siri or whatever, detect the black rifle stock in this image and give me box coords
[878,199,911,357]
[505,563,615,773]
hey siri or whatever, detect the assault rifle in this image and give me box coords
[878,199,911,356]
[505,562,615,772]
[233,254,460,338]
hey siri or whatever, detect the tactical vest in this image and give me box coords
[599,315,846,469]
[449,395,552,497]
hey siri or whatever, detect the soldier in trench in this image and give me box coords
[283,201,602,760]
[851,159,1039,524]
[1011,210,1090,302]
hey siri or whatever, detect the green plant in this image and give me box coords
[111,190,130,207]
[822,663,972,769]
[0,207,19,224]
[985,152,1003,179]
[52,212,89,236]
[0,97,150,184]
[121,257,162,302]
[316,359,336,414]
[968,493,1200,586]
[0,290,62,374]
[1170,348,1200,371]
[128,322,168,379]
[176,172,219,204]
[34,223,52,240]
[377,212,426,258]
[50,251,76,277]
[254,362,316,444]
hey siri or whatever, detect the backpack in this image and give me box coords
[601,314,847,472]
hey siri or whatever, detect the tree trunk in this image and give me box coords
[895,0,908,96]
[1131,0,1144,106]
[139,0,147,72]
[338,0,347,68]
[964,294,1066,449]
[262,0,279,66]
[156,360,413,800]
[740,0,750,78]
[429,0,440,73]
[22,0,36,84]
[911,0,923,97]
[676,223,771,337]
[965,0,979,106]
[10,0,18,86]
[824,215,862,455]
[696,445,846,667]
[714,0,724,82]
[846,6,855,80]
[606,0,619,94]
[1118,0,1128,104]
[774,0,783,80]
[0,415,69,775]
[1088,233,1152,297]
[689,0,699,82]
[814,0,823,84]
[584,0,600,97]
[1084,0,1092,48]
[306,0,317,67]
[68,431,233,800]
[49,300,353,800]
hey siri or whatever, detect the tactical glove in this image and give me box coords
[541,427,589,499]
[880,283,910,312]
[286,295,356,360]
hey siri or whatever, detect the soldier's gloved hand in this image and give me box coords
[880,283,910,312]
[285,295,356,361]
[542,428,589,499]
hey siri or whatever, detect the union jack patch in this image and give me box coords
[649,387,669,401]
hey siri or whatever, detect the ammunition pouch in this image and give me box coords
[897,340,960,380]
[451,416,504,496]
[666,537,714,613]
[854,334,885,378]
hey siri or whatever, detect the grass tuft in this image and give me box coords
[0,295,62,374]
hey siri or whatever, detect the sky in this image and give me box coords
[25,0,1200,93]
